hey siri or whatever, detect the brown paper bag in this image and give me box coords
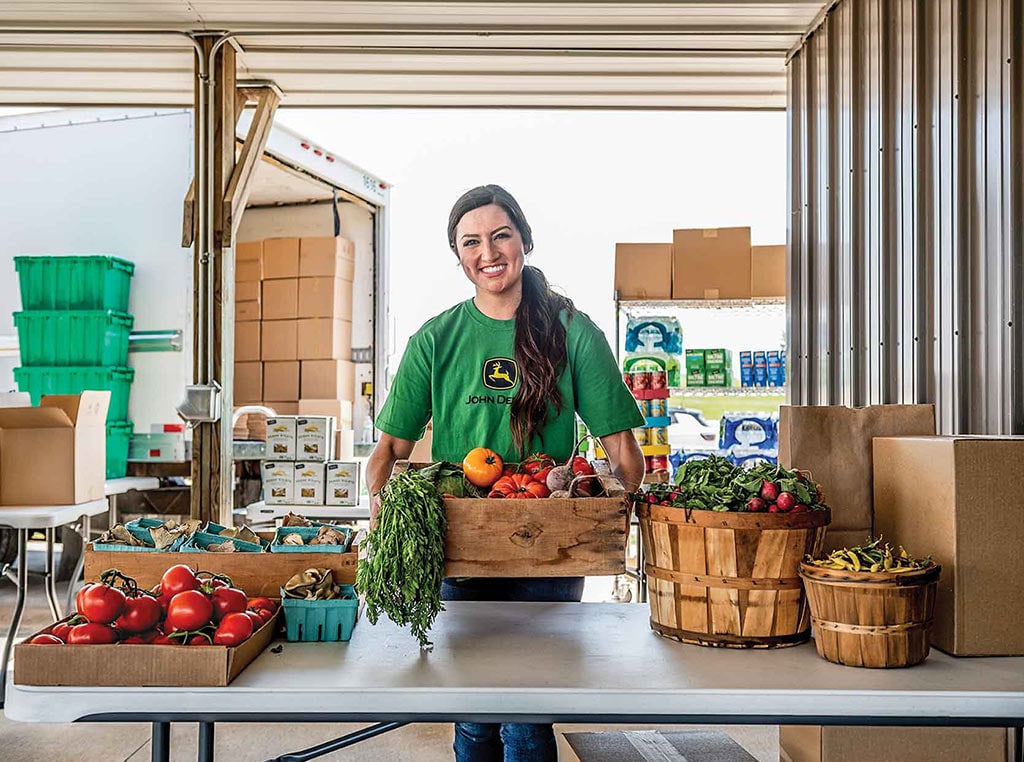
[778,404,935,552]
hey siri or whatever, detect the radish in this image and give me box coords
[746,497,767,512]
[791,503,809,512]
[768,504,781,513]
[775,492,796,511]
[760,481,780,502]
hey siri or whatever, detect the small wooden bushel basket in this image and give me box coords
[638,504,830,648]
[799,562,941,668]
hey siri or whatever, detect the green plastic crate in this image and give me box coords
[14,310,134,366]
[280,585,358,642]
[106,420,133,479]
[13,366,135,421]
[14,255,134,312]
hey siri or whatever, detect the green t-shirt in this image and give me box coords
[376,299,644,464]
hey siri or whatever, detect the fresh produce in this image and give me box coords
[213,612,255,646]
[160,564,201,597]
[77,580,127,624]
[805,536,933,573]
[165,589,215,632]
[66,622,118,645]
[28,634,63,645]
[279,526,350,547]
[116,592,162,634]
[357,467,447,649]
[488,473,550,499]
[462,447,504,488]
[210,582,248,623]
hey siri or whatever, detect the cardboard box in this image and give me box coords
[298,399,353,428]
[753,350,768,386]
[704,348,732,387]
[300,236,355,280]
[751,244,786,297]
[234,361,262,403]
[261,320,298,362]
[335,427,355,460]
[614,243,672,300]
[301,360,355,400]
[739,350,754,387]
[235,259,262,282]
[263,361,299,403]
[262,460,294,503]
[297,318,351,360]
[264,402,299,415]
[298,277,353,320]
[261,278,299,320]
[326,461,361,506]
[235,279,260,302]
[685,349,705,387]
[779,725,1012,762]
[873,436,1024,656]
[672,226,752,300]
[127,432,186,462]
[0,392,109,506]
[235,320,261,362]
[14,611,279,687]
[237,240,263,262]
[235,300,261,321]
[293,461,326,505]
[296,416,334,462]
[262,237,299,279]
[265,417,296,459]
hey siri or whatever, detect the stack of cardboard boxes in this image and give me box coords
[233,236,356,456]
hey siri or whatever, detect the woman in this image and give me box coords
[366,184,645,762]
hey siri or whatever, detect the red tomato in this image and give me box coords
[211,586,248,623]
[488,473,551,499]
[462,448,504,489]
[116,594,163,634]
[51,622,74,642]
[521,453,555,475]
[243,610,264,629]
[151,633,177,645]
[252,608,274,625]
[28,634,64,645]
[121,630,158,644]
[208,578,229,590]
[67,623,118,645]
[165,590,214,632]
[247,596,277,614]
[78,584,127,624]
[213,612,254,647]
[571,457,595,476]
[188,633,212,646]
[160,565,200,597]
[74,583,94,616]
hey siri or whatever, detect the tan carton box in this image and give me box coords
[0,392,109,506]
[325,461,360,506]
[296,416,335,462]
[265,417,296,459]
[293,461,326,505]
[614,243,672,300]
[235,300,261,322]
[751,244,786,297]
[233,361,262,403]
[298,277,353,319]
[301,360,355,400]
[335,427,355,460]
[261,278,299,320]
[262,461,294,504]
[297,318,351,360]
[262,238,300,279]
[261,320,298,362]
[236,240,263,262]
[263,402,299,415]
[263,361,299,403]
[780,725,1012,762]
[300,237,355,280]
[235,258,262,282]
[672,226,752,300]
[235,321,261,362]
[298,399,353,428]
[873,435,1024,656]
[235,280,260,302]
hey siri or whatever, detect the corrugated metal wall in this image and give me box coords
[787,0,1023,434]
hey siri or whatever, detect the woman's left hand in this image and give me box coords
[596,430,646,494]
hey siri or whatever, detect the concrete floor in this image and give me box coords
[0,545,779,761]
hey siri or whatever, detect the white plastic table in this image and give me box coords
[245,498,370,525]
[0,498,108,705]
[5,602,1024,761]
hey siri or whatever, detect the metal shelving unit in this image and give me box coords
[673,386,787,398]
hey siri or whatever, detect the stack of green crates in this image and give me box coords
[12,255,136,478]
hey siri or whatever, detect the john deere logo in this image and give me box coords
[482,358,518,390]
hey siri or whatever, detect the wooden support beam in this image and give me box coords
[224,85,280,244]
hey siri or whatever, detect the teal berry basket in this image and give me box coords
[202,522,271,550]
[280,585,359,642]
[181,530,265,553]
[270,525,353,553]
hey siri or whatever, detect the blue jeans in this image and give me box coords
[442,576,584,762]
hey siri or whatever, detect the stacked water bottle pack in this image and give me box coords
[671,411,779,472]
[622,316,682,477]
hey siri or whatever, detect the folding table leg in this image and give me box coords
[198,722,215,762]
[0,529,29,707]
[43,527,62,621]
[64,513,91,615]
[151,721,170,762]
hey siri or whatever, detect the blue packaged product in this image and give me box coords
[752,351,768,387]
[739,350,754,387]
[730,447,779,469]
[625,317,683,355]
[767,350,784,387]
[719,412,777,450]
[680,450,726,463]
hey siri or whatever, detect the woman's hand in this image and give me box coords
[596,429,646,494]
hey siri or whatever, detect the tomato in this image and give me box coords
[156,591,174,617]
[116,594,163,634]
[51,622,74,642]
[247,596,277,614]
[28,634,64,645]
[187,633,212,646]
[121,630,158,644]
[151,633,178,646]
[78,583,127,624]
[213,612,254,647]
[521,453,555,475]
[211,585,248,623]
[488,473,550,499]
[462,447,504,489]
[165,590,214,632]
[254,608,275,625]
[74,583,94,615]
[161,565,200,597]
[67,623,118,645]
[243,610,265,628]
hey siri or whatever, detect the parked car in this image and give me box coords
[667,407,718,451]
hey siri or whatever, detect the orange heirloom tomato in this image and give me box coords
[463,447,505,488]
[488,473,551,499]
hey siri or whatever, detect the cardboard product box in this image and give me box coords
[298,277,353,320]
[325,460,361,506]
[704,348,732,387]
[261,278,299,320]
[235,320,261,362]
[301,360,355,400]
[237,240,263,262]
[752,350,768,386]
[0,392,109,506]
[262,237,300,279]
[335,427,355,460]
[264,402,299,415]
[739,350,754,387]
[235,279,260,302]
[265,417,296,460]
[261,320,298,362]
[293,461,326,505]
[234,361,262,403]
[672,226,752,300]
[779,725,1013,762]
[262,460,294,504]
[298,399,353,428]
[235,258,262,282]
[614,243,672,300]
[767,350,785,387]
[300,236,356,280]
[297,318,352,361]
[751,244,786,298]
[685,349,706,387]
[873,436,1024,656]
[235,300,261,322]
[263,361,299,403]
[296,416,335,461]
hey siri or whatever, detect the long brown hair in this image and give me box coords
[447,185,576,456]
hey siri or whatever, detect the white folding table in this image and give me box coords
[5,601,1024,762]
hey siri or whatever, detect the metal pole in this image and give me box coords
[198,722,215,762]
[43,527,61,621]
[151,721,170,762]
[0,529,28,708]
